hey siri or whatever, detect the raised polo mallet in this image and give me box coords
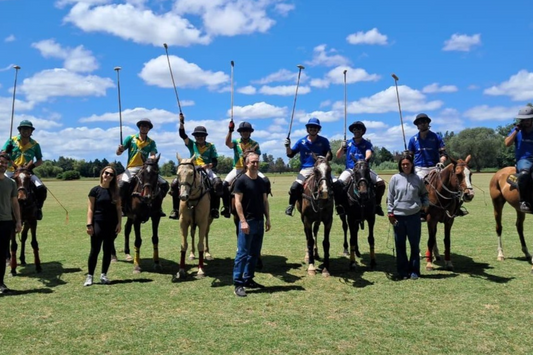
[287,64,305,140]
[392,73,408,151]
[9,65,21,140]
[230,60,235,123]
[114,66,124,144]
[343,69,348,141]
[163,43,183,115]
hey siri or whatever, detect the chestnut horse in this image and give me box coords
[425,155,474,271]
[174,157,210,280]
[10,168,41,275]
[339,160,376,270]
[297,155,334,276]
[490,166,533,272]
[122,155,166,273]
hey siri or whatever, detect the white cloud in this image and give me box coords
[259,85,311,96]
[79,107,180,126]
[305,44,350,67]
[18,68,114,103]
[4,34,15,42]
[298,110,340,124]
[483,70,533,101]
[32,39,98,73]
[232,102,287,119]
[237,85,257,95]
[422,83,458,94]
[139,55,228,89]
[346,28,388,45]
[310,66,380,89]
[464,105,520,122]
[274,3,295,16]
[443,33,481,52]
[253,69,305,84]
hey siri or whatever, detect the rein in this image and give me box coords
[302,174,332,213]
[427,166,464,218]
[178,162,209,209]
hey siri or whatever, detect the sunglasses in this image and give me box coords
[103,171,114,177]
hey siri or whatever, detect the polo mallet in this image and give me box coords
[163,43,183,115]
[114,66,124,144]
[392,73,407,151]
[287,64,305,140]
[343,69,348,141]
[9,65,21,140]
[230,60,234,123]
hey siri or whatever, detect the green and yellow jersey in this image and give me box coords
[186,140,218,166]
[231,138,261,169]
[2,136,43,172]
[123,134,157,169]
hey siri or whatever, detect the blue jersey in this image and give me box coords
[345,138,373,169]
[291,135,331,168]
[408,131,445,167]
[509,128,533,161]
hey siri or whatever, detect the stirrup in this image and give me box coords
[285,205,294,216]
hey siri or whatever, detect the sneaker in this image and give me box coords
[211,209,220,219]
[84,275,93,287]
[410,273,419,280]
[375,206,384,216]
[285,205,294,216]
[0,284,11,294]
[245,279,265,289]
[100,274,110,285]
[221,207,231,218]
[520,202,532,213]
[169,210,179,220]
[234,285,247,297]
[36,208,43,221]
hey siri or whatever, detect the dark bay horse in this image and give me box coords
[122,156,166,273]
[297,155,334,276]
[490,166,533,271]
[174,157,210,280]
[339,160,376,270]
[425,155,474,271]
[10,168,41,275]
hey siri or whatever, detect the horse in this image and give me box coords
[339,159,377,270]
[9,168,41,275]
[296,155,334,276]
[174,157,211,280]
[490,166,533,271]
[425,155,474,271]
[121,155,166,273]
[188,168,215,262]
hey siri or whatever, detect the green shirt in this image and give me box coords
[186,140,218,166]
[123,134,157,169]
[231,138,261,169]
[2,136,43,172]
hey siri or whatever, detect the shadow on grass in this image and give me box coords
[439,253,514,283]
[10,261,82,288]
[0,288,54,297]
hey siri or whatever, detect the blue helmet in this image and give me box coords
[306,117,321,129]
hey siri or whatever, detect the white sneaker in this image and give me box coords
[100,273,110,284]
[84,275,93,287]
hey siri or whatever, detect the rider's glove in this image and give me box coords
[284,138,291,147]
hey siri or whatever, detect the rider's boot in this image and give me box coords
[285,182,303,216]
[333,180,346,217]
[119,181,130,216]
[158,180,169,217]
[221,182,231,218]
[169,178,180,220]
[34,185,47,221]
[517,170,532,213]
[374,181,385,216]
[210,190,220,219]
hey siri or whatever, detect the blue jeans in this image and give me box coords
[393,213,421,277]
[233,219,264,286]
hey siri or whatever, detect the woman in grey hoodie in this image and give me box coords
[387,153,429,280]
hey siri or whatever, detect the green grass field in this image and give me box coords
[1,173,533,355]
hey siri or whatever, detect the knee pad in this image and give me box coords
[289,181,303,196]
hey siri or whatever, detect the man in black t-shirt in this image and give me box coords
[232,153,271,297]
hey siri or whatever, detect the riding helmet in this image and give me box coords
[349,121,366,134]
[192,126,208,136]
[516,106,533,120]
[136,118,153,129]
[413,113,431,125]
[237,121,254,133]
[305,117,321,129]
[17,120,35,131]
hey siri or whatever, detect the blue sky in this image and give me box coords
[1,0,532,165]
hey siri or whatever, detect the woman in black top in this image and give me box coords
[84,166,122,286]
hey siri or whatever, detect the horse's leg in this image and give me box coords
[304,219,316,275]
[30,221,41,272]
[124,218,133,261]
[347,219,359,270]
[196,219,208,278]
[367,215,376,269]
[515,211,531,261]
[313,221,320,261]
[341,215,349,257]
[151,214,162,271]
[133,222,142,273]
[189,224,197,260]
[443,220,454,271]
[9,231,18,276]
[175,221,189,280]
[493,198,505,261]
[204,221,214,261]
[19,225,28,266]
[426,220,437,271]
[321,218,332,277]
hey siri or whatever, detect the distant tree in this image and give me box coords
[34,160,63,178]
[56,156,75,172]
[446,127,500,171]
[161,160,177,176]
[273,157,287,173]
[216,156,233,174]
[288,156,301,171]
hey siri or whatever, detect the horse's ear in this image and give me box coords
[156,153,161,162]
[465,155,471,164]
[449,156,457,165]
[191,154,197,165]
[176,153,182,164]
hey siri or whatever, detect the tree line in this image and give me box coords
[34,122,516,180]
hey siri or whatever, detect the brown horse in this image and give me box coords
[490,166,533,271]
[296,155,334,276]
[174,157,210,280]
[121,155,166,273]
[9,168,41,275]
[425,155,474,271]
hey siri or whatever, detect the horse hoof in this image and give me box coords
[322,269,330,277]
[497,256,505,261]
[196,269,206,278]
[426,266,434,271]
[20,261,27,266]
[133,267,141,274]
[125,254,133,262]
[10,270,17,277]
[307,270,316,276]
[111,255,118,263]
[188,254,195,261]
[343,250,349,258]
[205,254,214,261]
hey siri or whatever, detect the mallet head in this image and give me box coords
[343,69,347,75]
[231,60,234,67]
[163,43,168,49]
[297,64,305,70]
[13,65,21,70]
[114,66,121,71]
[392,73,399,81]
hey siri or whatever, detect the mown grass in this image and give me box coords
[1,173,533,355]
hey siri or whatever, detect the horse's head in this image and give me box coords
[351,159,372,201]
[311,153,332,200]
[138,154,160,200]
[13,168,35,207]
[176,157,197,201]
[452,155,474,202]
